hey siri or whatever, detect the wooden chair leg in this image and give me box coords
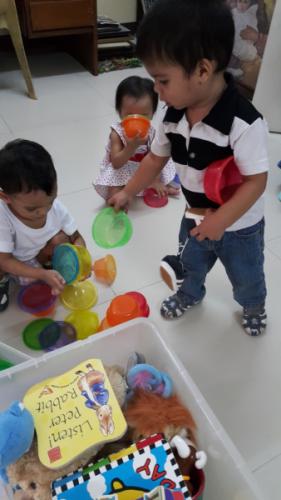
[6,2,37,99]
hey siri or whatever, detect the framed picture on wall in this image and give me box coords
[226,0,276,94]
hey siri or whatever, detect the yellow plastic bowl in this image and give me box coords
[64,310,99,340]
[60,281,98,311]
[75,245,92,281]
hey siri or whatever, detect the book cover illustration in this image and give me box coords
[23,359,127,469]
[91,485,185,499]
[140,486,185,499]
[52,434,191,499]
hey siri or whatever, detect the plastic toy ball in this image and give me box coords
[92,254,116,285]
[18,282,56,317]
[52,243,91,284]
[143,188,168,208]
[60,281,98,311]
[122,114,150,139]
[64,310,100,340]
[204,156,242,205]
[127,363,173,398]
[92,207,133,249]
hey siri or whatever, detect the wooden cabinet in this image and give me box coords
[16,0,98,74]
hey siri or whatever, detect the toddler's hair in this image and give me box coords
[137,0,234,75]
[115,75,158,115]
[0,139,57,195]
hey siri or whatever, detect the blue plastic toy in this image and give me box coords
[0,401,34,483]
[127,362,173,399]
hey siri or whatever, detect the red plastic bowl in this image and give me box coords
[143,188,168,208]
[204,156,242,205]
[192,469,205,499]
[18,282,56,316]
[126,291,150,317]
[122,114,150,139]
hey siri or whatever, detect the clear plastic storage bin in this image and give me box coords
[0,319,264,499]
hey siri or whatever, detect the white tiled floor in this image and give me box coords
[1,52,281,498]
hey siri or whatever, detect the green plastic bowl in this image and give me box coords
[22,318,54,350]
[92,207,133,249]
[0,359,14,371]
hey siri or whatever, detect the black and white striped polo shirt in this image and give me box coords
[151,74,269,231]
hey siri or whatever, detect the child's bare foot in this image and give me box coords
[149,181,180,197]
[166,184,180,196]
[149,180,167,197]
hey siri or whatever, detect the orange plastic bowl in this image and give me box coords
[106,294,141,326]
[122,114,150,139]
[204,156,243,205]
[98,317,111,332]
[92,254,116,285]
[32,303,56,318]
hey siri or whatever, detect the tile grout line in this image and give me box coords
[253,450,281,473]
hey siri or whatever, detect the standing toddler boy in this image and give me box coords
[109,0,268,336]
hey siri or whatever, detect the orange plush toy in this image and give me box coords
[125,390,207,496]
[125,390,196,442]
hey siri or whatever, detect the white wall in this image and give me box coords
[97,0,137,23]
[253,0,281,133]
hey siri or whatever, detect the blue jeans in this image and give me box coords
[178,217,266,309]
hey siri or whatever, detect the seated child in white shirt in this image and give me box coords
[0,139,85,312]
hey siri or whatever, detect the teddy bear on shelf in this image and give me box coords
[124,389,207,496]
[6,365,128,500]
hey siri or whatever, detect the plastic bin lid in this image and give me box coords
[52,244,79,284]
[22,318,54,350]
[92,207,133,248]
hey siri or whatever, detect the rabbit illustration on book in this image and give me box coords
[76,363,114,436]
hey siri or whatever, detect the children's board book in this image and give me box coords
[52,434,191,499]
[82,486,185,499]
[23,359,127,469]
